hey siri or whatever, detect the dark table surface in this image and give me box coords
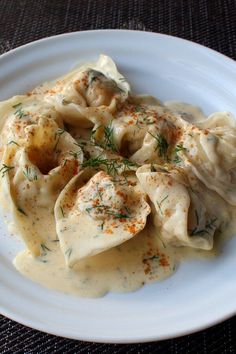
[0,0,236,352]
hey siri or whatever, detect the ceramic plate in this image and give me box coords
[0,30,236,343]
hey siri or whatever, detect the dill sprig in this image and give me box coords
[60,206,65,218]
[106,210,130,219]
[173,143,187,164]
[17,206,27,216]
[135,106,144,113]
[96,183,103,200]
[65,247,72,259]
[156,195,168,215]
[54,128,65,151]
[74,141,86,151]
[82,155,137,175]
[91,123,117,152]
[12,103,22,109]
[149,132,169,160]
[0,164,14,177]
[82,156,119,175]
[23,166,37,181]
[68,150,82,159]
[103,124,117,151]
[40,243,51,253]
[86,204,130,219]
[143,255,159,262]
[8,140,20,147]
[13,103,26,119]
[190,216,218,236]
[122,158,138,171]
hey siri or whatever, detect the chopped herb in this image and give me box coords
[0,164,14,177]
[189,217,218,236]
[206,217,218,231]
[57,128,66,136]
[82,156,119,175]
[149,132,169,160]
[65,247,72,259]
[135,106,144,113]
[96,183,103,200]
[23,166,37,181]
[156,195,168,214]
[143,255,159,262]
[60,206,65,218]
[91,123,117,152]
[100,221,105,230]
[143,116,155,125]
[85,207,93,214]
[40,243,51,253]
[51,238,59,242]
[103,124,117,152]
[8,140,20,147]
[12,102,22,109]
[13,103,26,119]
[174,143,187,153]
[106,211,130,219]
[124,206,131,215]
[54,128,65,151]
[68,150,81,159]
[76,141,87,146]
[173,155,182,164]
[195,210,199,225]
[82,155,137,176]
[188,186,198,195]
[62,159,68,167]
[159,238,166,249]
[122,158,138,170]
[74,141,86,154]
[173,143,187,164]
[85,205,109,214]
[86,204,130,219]
[17,207,27,216]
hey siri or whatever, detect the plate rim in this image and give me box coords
[1,29,235,67]
[0,29,236,343]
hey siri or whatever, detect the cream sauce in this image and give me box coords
[13,206,236,297]
[14,223,175,297]
[7,97,236,297]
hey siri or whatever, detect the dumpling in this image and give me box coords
[0,95,63,152]
[95,100,177,157]
[136,164,228,250]
[54,170,151,266]
[130,117,178,164]
[197,111,236,129]
[43,55,130,128]
[0,117,83,256]
[180,119,236,205]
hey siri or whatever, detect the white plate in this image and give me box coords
[0,30,236,343]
